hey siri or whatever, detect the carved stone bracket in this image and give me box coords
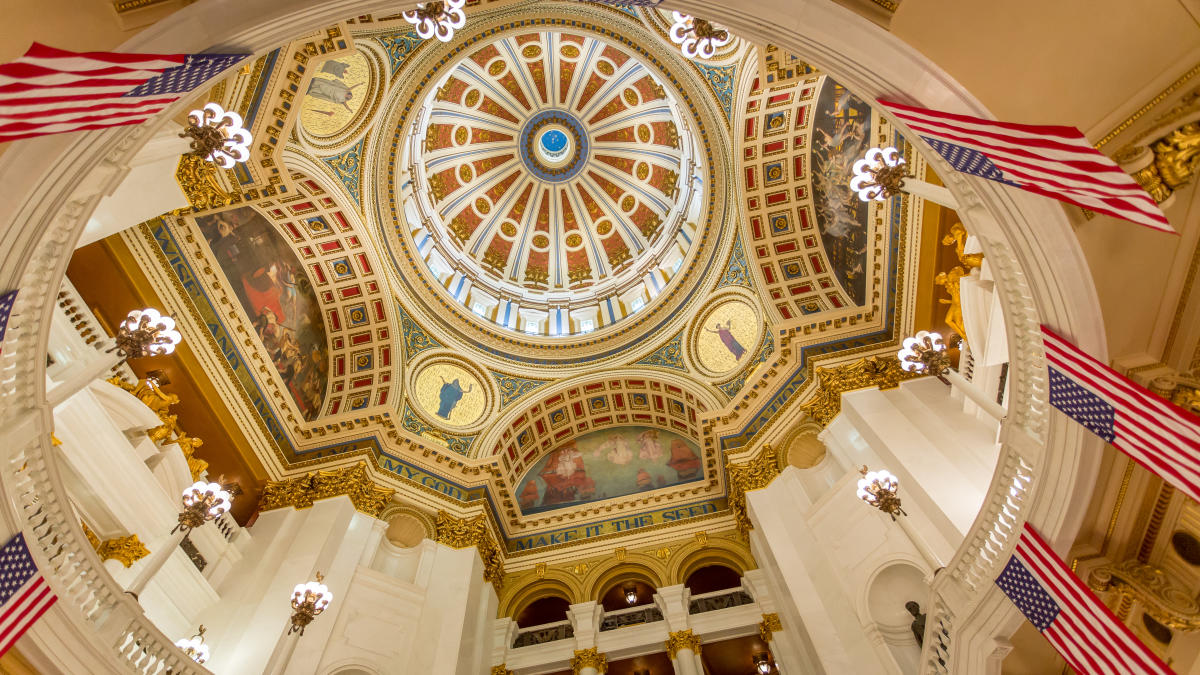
[435,511,505,590]
[258,461,395,517]
[1089,559,1200,631]
[665,629,703,659]
[798,355,921,427]
[727,445,781,536]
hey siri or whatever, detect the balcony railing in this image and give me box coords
[688,586,754,614]
[599,603,664,631]
[512,619,574,648]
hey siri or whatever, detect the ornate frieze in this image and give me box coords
[258,461,395,517]
[1089,559,1200,631]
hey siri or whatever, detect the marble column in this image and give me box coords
[571,647,607,675]
[666,629,703,675]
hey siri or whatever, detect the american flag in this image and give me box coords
[1043,325,1200,502]
[0,533,57,657]
[996,523,1171,674]
[877,99,1172,233]
[0,43,248,143]
[0,290,15,347]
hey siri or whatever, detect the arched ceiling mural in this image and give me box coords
[126,0,930,558]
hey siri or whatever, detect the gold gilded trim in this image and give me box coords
[259,461,395,517]
[798,355,921,427]
[665,629,702,658]
[727,445,781,536]
[759,612,783,642]
[1095,62,1200,149]
[435,511,504,590]
[571,647,607,674]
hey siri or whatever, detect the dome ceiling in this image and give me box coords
[404,29,707,338]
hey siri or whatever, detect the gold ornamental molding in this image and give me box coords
[665,629,703,659]
[759,612,783,642]
[798,355,921,427]
[490,666,514,675]
[174,153,237,213]
[726,445,781,536]
[81,521,150,568]
[258,461,395,517]
[1088,559,1200,630]
[435,511,505,590]
[570,647,607,674]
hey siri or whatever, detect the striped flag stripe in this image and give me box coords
[0,104,168,129]
[1115,431,1200,502]
[877,99,1171,232]
[0,118,154,142]
[0,98,176,121]
[11,42,185,69]
[1015,531,1170,673]
[889,108,1127,164]
[0,94,177,113]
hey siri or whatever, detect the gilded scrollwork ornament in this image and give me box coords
[665,629,702,658]
[570,647,607,674]
[1089,559,1200,630]
[258,461,395,517]
[435,511,505,589]
[175,152,236,213]
[726,445,781,536]
[759,612,783,642]
[798,355,920,427]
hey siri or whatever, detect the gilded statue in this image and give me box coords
[934,267,968,340]
[940,222,983,271]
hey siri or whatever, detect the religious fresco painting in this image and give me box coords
[515,427,705,515]
[810,76,872,306]
[299,50,370,137]
[696,298,761,375]
[194,207,329,420]
[413,362,486,427]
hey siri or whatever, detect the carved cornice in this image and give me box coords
[798,355,920,426]
[259,461,395,517]
[435,511,505,590]
[1089,559,1200,631]
[726,445,781,536]
[665,629,702,659]
[571,647,607,674]
[759,612,782,642]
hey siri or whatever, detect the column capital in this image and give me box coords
[758,612,782,642]
[571,647,607,674]
[666,629,702,658]
[491,666,514,675]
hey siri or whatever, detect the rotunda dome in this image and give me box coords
[394,25,718,346]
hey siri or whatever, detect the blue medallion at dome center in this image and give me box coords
[519,110,588,182]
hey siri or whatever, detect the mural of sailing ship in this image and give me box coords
[515,426,704,515]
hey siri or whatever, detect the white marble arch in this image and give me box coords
[0,0,1105,672]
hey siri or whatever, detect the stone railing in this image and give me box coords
[688,586,755,614]
[598,603,664,631]
[511,619,574,649]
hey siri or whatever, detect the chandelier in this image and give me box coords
[897,330,951,380]
[668,12,733,59]
[112,308,182,359]
[174,481,234,533]
[850,146,911,201]
[857,466,905,519]
[174,625,210,664]
[289,572,334,636]
[180,102,251,168]
[404,0,467,42]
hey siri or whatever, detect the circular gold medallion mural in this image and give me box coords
[414,362,486,427]
[696,298,761,375]
[300,51,370,137]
